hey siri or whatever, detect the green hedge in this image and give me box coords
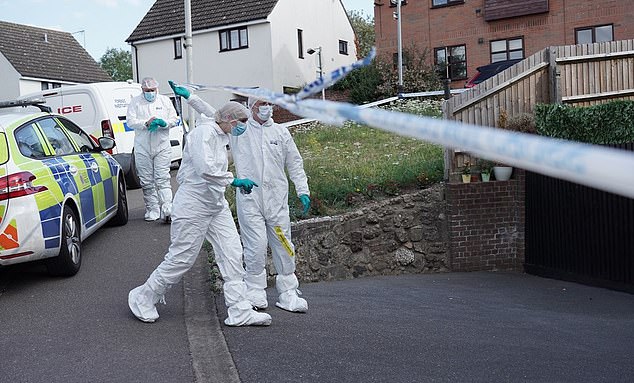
[534,100,634,144]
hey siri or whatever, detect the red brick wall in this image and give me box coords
[445,170,526,271]
[374,0,634,88]
[274,89,351,123]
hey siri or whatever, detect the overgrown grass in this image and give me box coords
[289,98,444,218]
[225,98,444,220]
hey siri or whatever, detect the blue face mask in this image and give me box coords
[230,121,247,136]
[143,91,156,102]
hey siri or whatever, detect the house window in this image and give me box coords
[490,37,524,63]
[41,82,60,90]
[174,37,182,59]
[392,52,410,70]
[219,26,248,51]
[432,0,464,8]
[298,29,304,59]
[434,45,467,80]
[389,0,407,7]
[339,40,348,55]
[576,24,613,44]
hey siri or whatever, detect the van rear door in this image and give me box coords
[39,90,99,137]
[99,84,142,155]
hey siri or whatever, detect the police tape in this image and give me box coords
[182,49,634,199]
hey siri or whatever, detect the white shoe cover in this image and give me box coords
[144,209,160,222]
[128,285,162,323]
[224,307,272,327]
[275,290,308,313]
[247,289,268,310]
[160,204,172,223]
[245,271,268,309]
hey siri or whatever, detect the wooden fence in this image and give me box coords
[442,39,634,179]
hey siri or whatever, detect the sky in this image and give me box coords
[0,0,374,61]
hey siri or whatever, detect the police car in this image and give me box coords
[0,99,128,276]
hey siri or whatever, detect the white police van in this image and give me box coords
[19,82,185,189]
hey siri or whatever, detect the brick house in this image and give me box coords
[373,0,634,88]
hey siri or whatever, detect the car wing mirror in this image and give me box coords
[97,136,116,151]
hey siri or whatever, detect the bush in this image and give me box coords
[331,44,442,104]
[534,101,634,144]
[376,44,442,97]
[331,63,384,104]
[498,111,536,134]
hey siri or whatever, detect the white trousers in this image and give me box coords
[135,147,172,216]
[145,187,252,323]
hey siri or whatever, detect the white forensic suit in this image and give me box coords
[126,93,179,221]
[230,114,310,312]
[128,95,271,326]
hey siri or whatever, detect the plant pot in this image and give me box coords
[481,172,491,182]
[470,174,480,182]
[461,174,471,183]
[493,166,513,181]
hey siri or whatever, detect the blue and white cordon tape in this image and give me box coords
[177,48,634,199]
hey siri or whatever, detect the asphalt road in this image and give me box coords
[2,169,634,383]
[220,272,634,383]
[0,170,202,383]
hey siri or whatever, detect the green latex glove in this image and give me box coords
[148,120,159,132]
[168,80,190,99]
[154,118,168,128]
[299,194,311,215]
[231,178,258,194]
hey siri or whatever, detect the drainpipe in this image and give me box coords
[131,42,140,83]
[184,0,195,128]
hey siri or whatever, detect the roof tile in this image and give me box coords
[0,20,112,83]
[127,0,279,42]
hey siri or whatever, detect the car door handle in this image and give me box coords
[68,165,78,175]
[90,162,99,172]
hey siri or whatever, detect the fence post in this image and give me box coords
[548,46,562,104]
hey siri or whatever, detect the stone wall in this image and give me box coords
[283,184,449,283]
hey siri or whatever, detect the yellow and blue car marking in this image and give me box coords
[0,111,123,264]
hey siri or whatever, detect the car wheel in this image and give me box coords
[125,152,142,190]
[46,205,81,277]
[109,176,128,226]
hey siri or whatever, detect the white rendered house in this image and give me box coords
[126,0,357,112]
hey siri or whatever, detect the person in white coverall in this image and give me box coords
[230,96,311,313]
[126,77,179,222]
[128,82,271,327]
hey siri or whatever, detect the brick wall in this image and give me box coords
[274,89,351,123]
[445,170,525,271]
[374,0,634,88]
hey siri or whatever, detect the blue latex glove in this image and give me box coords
[168,80,191,99]
[154,118,168,128]
[299,194,311,215]
[147,120,159,132]
[231,178,258,194]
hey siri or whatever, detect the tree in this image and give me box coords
[99,48,132,82]
[348,10,375,58]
